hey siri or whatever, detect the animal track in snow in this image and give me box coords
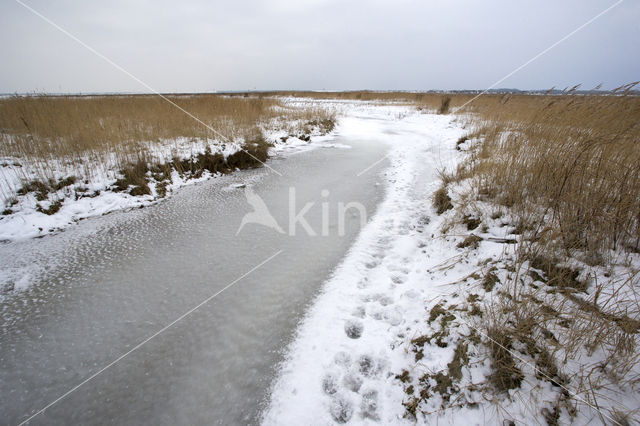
[334,351,351,367]
[329,393,354,423]
[360,389,380,420]
[322,372,339,395]
[344,319,363,339]
[383,307,403,326]
[357,354,386,378]
[364,260,379,269]
[361,293,381,303]
[367,306,384,320]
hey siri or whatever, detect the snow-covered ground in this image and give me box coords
[262,103,639,425]
[262,105,471,424]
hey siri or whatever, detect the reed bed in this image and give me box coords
[0,94,335,204]
[0,94,325,158]
[444,89,640,421]
[460,91,640,258]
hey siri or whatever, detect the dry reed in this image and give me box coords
[452,89,640,421]
[0,94,335,202]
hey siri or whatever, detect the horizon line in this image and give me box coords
[1,87,635,97]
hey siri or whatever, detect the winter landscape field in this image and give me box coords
[1,1,639,425]
[2,91,639,425]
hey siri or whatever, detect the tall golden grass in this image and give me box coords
[449,90,640,420]
[459,93,640,258]
[0,94,329,158]
[0,94,335,201]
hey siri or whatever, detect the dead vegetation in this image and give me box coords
[459,88,640,258]
[0,94,280,157]
[3,89,639,420]
[0,94,334,157]
[457,234,482,249]
[430,86,640,422]
[432,186,453,214]
[486,328,524,392]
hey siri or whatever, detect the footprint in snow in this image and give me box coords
[330,393,354,424]
[377,236,392,246]
[383,307,403,326]
[367,306,385,320]
[357,279,369,289]
[364,260,379,269]
[360,389,380,420]
[329,352,366,393]
[344,320,363,339]
[357,354,386,378]
[322,372,339,395]
[418,215,431,226]
[334,351,351,367]
[386,262,407,271]
[371,248,386,259]
[402,289,420,299]
[361,293,381,303]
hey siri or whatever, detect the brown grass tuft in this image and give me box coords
[433,186,453,214]
[487,328,524,392]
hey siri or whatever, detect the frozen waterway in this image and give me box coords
[0,109,392,425]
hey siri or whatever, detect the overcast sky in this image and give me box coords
[0,0,638,93]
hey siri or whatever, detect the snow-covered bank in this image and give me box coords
[0,107,336,242]
[262,106,470,424]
